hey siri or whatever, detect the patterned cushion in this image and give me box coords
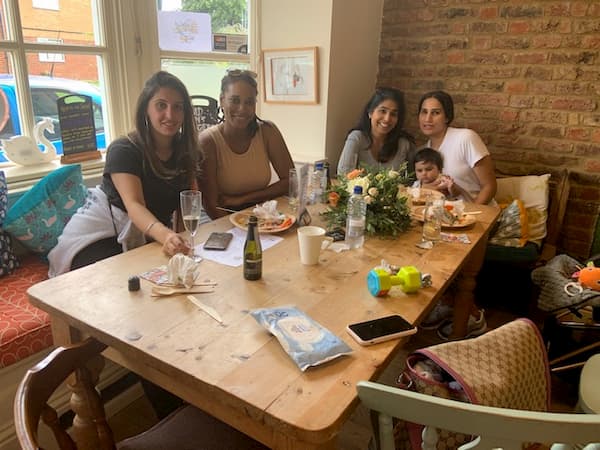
[488,199,528,248]
[0,254,52,368]
[4,164,88,255]
[0,171,20,277]
[495,174,550,246]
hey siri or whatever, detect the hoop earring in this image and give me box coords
[144,116,149,129]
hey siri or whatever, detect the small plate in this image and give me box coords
[408,187,446,205]
[411,206,477,229]
[229,211,296,233]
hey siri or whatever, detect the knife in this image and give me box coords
[187,295,223,324]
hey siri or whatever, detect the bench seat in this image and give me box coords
[0,255,52,368]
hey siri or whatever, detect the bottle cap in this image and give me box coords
[315,162,324,169]
[128,275,140,291]
[353,185,363,194]
[248,215,258,224]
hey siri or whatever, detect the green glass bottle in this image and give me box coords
[243,215,262,280]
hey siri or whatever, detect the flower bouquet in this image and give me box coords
[321,166,412,238]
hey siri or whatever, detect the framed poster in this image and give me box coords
[262,47,318,104]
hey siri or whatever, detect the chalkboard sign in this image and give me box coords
[57,94,101,163]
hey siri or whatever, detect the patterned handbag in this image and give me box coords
[393,319,550,450]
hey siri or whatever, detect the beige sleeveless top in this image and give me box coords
[206,124,272,196]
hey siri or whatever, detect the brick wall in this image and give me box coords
[378,0,600,260]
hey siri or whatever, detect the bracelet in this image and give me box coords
[144,221,159,235]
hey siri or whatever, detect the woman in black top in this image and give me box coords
[49,71,201,274]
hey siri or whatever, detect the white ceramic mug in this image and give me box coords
[297,226,333,265]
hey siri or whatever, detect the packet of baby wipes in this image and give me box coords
[251,306,353,371]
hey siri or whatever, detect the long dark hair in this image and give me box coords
[418,90,455,125]
[129,71,200,186]
[350,87,414,163]
[218,69,264,137]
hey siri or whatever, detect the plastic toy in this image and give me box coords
[564,262,600,296]
[368,265,428,296]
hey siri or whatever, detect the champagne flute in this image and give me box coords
[180,190,202,261]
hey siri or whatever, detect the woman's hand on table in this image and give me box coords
[162,232,191,257]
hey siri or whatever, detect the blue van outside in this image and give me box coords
[0,75,106,163]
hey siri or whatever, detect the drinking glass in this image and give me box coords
[288,168,300,215]
[180,190,202,261]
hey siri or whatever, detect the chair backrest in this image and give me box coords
[14,337,115,450]
[190,95,219,132]
[357,381,600,450]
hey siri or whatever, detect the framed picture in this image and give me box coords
[262,47,318,104]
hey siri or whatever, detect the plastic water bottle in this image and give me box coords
[345,185,366,249]
[309,162,326,204]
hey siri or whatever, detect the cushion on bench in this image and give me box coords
[0,254,51,368]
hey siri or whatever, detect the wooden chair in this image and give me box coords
[357,381,600,450]
[14,337,267,450]
[477,169,571,315]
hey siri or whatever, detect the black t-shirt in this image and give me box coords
[101,137,187,226]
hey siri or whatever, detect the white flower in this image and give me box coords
[368,187,379,197]
[375,173,384,180]
[347,176,370,195]
[364,195,374,204]
[388,170,399,179]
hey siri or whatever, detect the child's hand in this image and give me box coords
[437,174,454,190]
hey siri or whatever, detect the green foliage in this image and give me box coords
[321,166,413,238]
[182,0,247,32]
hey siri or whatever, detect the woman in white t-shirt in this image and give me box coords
[418,90,496,205]
[417,90,498,341]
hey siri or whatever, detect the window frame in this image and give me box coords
[0,0,259,181]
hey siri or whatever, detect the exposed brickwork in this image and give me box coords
[379,0,600,259]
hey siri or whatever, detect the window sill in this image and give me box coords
[3,153,106,195]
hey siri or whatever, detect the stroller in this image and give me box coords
[531,254,600,370]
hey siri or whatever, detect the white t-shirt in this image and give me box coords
[427,127,490,202]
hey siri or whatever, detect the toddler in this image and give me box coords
[412,147,472,201]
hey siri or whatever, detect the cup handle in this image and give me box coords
[321,236,334,250]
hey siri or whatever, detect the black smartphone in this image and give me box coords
[203,232,233,251]
[346,315,417,346]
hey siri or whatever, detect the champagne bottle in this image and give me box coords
[243,215,262,280]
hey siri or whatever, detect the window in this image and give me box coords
[0,0,258,169]
[32,0,59,10]
[37,38,65,63]
[0,0,110,164]
[158,0,253,101]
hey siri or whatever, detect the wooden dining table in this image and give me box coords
[28,200,500,449]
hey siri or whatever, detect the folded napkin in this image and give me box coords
[252,200,285,220]
[167,253,200,288]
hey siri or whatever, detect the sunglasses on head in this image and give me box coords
[226,69,258,78]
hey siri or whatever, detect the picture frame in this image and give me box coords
[262,47,318,104]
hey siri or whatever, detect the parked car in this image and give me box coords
[0,75,105,163]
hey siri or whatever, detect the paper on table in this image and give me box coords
[197,227,283,267]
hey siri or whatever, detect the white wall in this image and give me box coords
[259,0,332,164]
[326,0,384,175]
[258,0,383,168]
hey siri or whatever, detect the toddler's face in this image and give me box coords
[415,160,441,184]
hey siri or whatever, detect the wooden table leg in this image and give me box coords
[451,237,487,339]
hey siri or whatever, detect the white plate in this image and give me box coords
[229,211,296,233]
[411,206,477,229]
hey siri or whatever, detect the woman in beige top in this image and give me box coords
[199,69,294,219]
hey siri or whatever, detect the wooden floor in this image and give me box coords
[107,307,580,449]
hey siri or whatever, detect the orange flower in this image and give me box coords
[328,191,340,207]
[347,168,364,180]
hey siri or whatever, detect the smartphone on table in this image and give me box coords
[203,232,233,251]
[346,315,417,346]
